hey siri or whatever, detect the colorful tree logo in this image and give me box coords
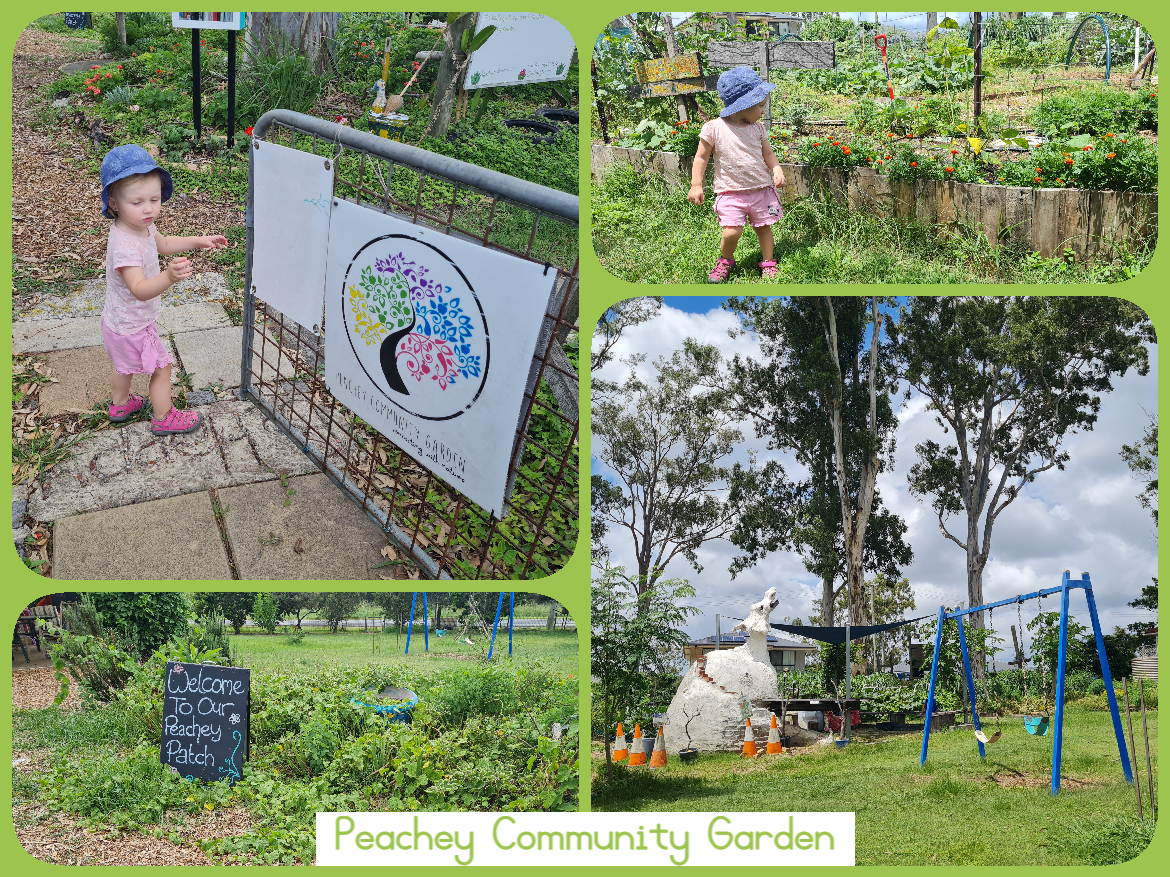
[342,236,489,420]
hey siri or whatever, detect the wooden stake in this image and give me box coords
[1138,679,1154,817]
[1123,677,1143,819]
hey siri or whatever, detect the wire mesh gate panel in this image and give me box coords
[244,110,579,580]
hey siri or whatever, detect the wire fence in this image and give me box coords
[244,110,580,580]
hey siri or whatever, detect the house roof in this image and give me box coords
[690,634,817,650]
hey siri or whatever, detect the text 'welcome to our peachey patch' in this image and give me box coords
[317,812,855,866]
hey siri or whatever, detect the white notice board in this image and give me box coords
[251,139,334,332]
[171,13,245,31]
[464,13,575,88]
[323,198,554,517]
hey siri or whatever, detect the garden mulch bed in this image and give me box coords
[12,666,80,710]
[14,802,257,866]
[11,28,243,288]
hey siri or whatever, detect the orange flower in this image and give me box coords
[1034,176,1042,183]
[1035,168,1043,173]
[1106,152,1116,159]
[888,132,896,138]
[1065,157,1074,165]
[1105,132,1115,138]
[910,161,917,167]
[831,141,840,146]
[842,146,851,155]
[1056,178,1064,185]
[945,167,954,173]
[950,149,959,155]
[1082,145,1093,151]
[812,142,820,147]
[884,155,890,160]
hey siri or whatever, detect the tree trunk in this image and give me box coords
[546,601,559,631]
[927,13,938,31]
[245,12,338,75]
[661,13,688,123]
[424,14,474,139]
[116,13,126,47]
[821,575,835,627]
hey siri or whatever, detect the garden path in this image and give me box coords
[11,28,408,581]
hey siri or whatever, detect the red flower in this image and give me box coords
[156,69,163,74]
[105,73,112,78]
[117,65,123,69]
[412,61,420,70]
[950,149,959,155]
[841,145,851,155]
[245,126,254,136]
[945,167,954,173]
[93,87,100,94]
[910,161,917,167]
[90,65,99,70]
[1082,145,1093,151]
[1106,152,1116,159]
[831,140,840,146]
[1065,157,1074,165]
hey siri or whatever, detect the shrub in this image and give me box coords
[89,592,189,657]
[99,17,141,54]
[996,134,1158,193]
[802,136,872,170]
[1032,86,1159,137]
[422,120,578,195]
[252,593,280,635]
[236,42,326,125]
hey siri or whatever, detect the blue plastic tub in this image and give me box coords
[351,685,418,723]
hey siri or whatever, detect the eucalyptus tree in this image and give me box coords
[591,339,743,601]
[722,296,905,627]
[890,296,1153,632]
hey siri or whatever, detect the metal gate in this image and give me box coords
[243,110,579,580]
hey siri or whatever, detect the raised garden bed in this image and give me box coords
[591,144,1157,261]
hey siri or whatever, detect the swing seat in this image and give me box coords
[974,729,1002,744]
[1024,716,1049,736]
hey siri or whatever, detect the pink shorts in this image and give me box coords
[714,186,784,228]
[101,319,173,375]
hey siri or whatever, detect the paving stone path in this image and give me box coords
[14,272,397,580]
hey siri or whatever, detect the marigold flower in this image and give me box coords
[1082,145,1093,151]
[945,167,954,173]
[812,142,820,147]
[910,161,917,167]
[1105,132,1115,138]
[1106,152,1115,159]
[950,149,959,155]
[1056,178,1064,185]
[888,132,895,138]
[842,146,851,155]
[1065,158,1074,165]
[1035,168,1043,173]
[1034,176,1042,183]
[884,155,890,160]
[831,141,840,146]
[1122,138,1128,143]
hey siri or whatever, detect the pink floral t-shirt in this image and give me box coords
[698,117,774,193]
[103,223,162,335]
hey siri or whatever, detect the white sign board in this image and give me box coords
[465,13,575,88]
[251,140,334,332]
[323,199,553,517]
[171,12,245,31]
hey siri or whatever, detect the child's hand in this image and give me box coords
[687,184,705,206]
[772,165,786,188]
[165,256,194,285]
[198,235,229,250]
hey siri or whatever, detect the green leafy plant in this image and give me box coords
[252,593,281,635]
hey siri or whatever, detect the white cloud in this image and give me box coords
[595,302,1158,656]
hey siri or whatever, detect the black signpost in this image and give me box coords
[161,661,250,783]
[64,13,91,29]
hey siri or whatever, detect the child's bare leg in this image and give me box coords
[756,224,775,262]
[720,226,744,260]
[111,373,133,406]
[149,364,173,420]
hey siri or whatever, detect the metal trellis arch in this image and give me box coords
[1065,14,1111,81]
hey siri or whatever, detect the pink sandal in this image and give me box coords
[109,394,150,422]
[708,256,735,283]
[760,260,779,279]
[150,406,203,436]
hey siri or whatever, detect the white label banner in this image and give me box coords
[252,139,334,332]
[322,198,552,517]
[465,13,576,88]
[317,812,855,866]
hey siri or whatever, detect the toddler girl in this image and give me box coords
[99,144,227,435]
[688,66,786,282]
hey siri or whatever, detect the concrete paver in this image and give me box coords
[51,491,232,580]
[174,326,244,389]
[156,301,231,334]
[29,399,318,521]
[217,473,391,580]
[13,315,105,353]
[37,345,155,417]
[14,273,235,322]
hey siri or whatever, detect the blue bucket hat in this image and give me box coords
[717,66,776,118]
[100,144,173,219]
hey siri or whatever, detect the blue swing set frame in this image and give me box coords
[920,571,1133,795]
[404,592,514,658]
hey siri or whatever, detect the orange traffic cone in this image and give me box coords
[649,726,668,768]
[628,724,647,766]
[612,723,628,762]
[742,718,758,758]
[767,713,783,755]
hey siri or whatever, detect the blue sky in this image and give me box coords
[593,298,1158,652]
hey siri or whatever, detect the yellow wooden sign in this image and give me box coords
[634,52,702,84]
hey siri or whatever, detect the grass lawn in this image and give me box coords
[591,166,1151,285]
[592,704,1158,865]
[230,627,580,675]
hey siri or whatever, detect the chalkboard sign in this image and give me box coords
[161,661,250,783]
[64,13,88,29]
